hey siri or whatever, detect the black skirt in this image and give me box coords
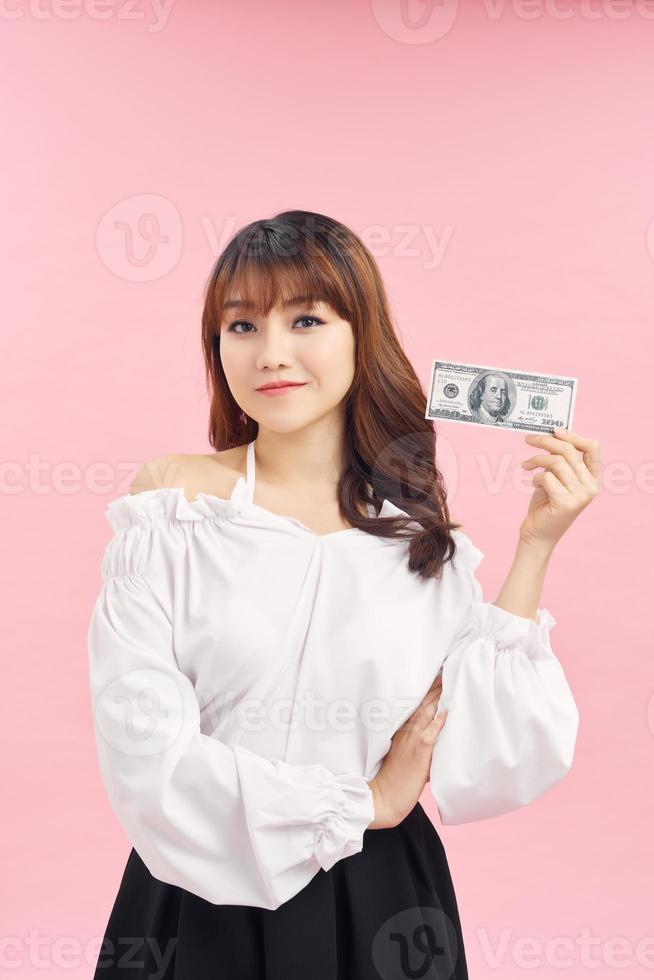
[92,801,468,979]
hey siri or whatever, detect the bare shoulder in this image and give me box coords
[129,446,246,503]
[128,454,186,495]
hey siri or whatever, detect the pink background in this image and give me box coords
[2,1,652,976]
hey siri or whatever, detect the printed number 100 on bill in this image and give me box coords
[425,360,577,435]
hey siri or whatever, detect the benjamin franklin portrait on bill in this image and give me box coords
[469,371,514,424]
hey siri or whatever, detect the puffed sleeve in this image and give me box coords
[429,530,580,825]
[87,519,375,911]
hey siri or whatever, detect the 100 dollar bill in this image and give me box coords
[425,359,577,434]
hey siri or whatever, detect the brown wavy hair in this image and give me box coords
[200,209,462,580]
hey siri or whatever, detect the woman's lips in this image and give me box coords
[257,383,307,397]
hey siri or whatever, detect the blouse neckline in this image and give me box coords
[105,439,421,542]
[239,439,372,541]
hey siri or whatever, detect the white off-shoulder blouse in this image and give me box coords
[87,439,580,910]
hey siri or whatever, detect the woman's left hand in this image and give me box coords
[519,427,602,551]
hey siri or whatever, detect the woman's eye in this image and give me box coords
[295,316,323,328]
[226,315,323,333]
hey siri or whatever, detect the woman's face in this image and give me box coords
[218,296,356,433]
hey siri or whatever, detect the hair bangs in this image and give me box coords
[211,233,351,328]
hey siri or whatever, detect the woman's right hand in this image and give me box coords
[366,674,448,829]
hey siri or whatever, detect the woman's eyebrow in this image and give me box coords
[222,295,325,312]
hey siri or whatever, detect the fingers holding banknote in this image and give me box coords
[518,427,602,550]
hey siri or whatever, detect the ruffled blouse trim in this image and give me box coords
[450,528,485,575]
[465,601,557,661]
[104,485,419,536]
[376,498,423,530]
[104,483,247,534]
[312,771,376,872]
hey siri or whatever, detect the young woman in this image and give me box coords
[87,210,599,979]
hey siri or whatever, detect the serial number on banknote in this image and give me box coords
[425,360,577,434]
